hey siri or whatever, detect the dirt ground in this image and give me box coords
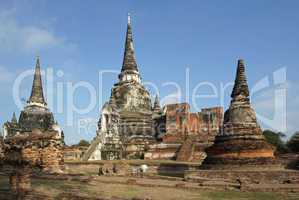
[0,175,298,200]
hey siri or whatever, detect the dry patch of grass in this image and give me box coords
[83,180,287,200]
[0,175,9,190]
[85,182,204,200]
[66,159,201,167]
[32,178,90,198]
[0,175,291,200]
[205,191,284,200]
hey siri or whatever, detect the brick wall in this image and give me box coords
[4,130,64,173]
[162,103,223,144]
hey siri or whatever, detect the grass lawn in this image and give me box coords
[0,175,294,200]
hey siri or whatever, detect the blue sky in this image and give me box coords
[0,0,298,144]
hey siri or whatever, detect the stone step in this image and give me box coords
[287,192,299,199]
[245,184,299,192]
[176,137,195,162]
[185,175,234,184]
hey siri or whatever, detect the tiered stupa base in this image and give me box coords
[204,59,277,169]
[204,122,276,169]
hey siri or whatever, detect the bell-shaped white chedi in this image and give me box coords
[52,122,63,139]
[82,99,122,161]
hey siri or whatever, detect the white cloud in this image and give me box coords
[0,8,75,53]
[23,27,62,51]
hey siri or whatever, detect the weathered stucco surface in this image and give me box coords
[205,60,275,166]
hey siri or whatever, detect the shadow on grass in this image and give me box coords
[157,163,190,178]
[0,175,9,190]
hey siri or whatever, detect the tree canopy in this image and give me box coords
[76,139,90,147]
[287,132,299,153]
[263,130,288,154]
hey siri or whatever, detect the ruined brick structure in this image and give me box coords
[83,15,224,161]
[0,136,4,161]
[4,130,64,172]
[204,59,275,167]
[162,104,223,144]
[2,57,64,172]
[145,104,223,162]
[0,130,64,195]
[64,145,88,161]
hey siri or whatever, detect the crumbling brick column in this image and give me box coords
[17,165,32,192]
[9,165,32,193]
[41,139,64,173]
[3,131,64,197]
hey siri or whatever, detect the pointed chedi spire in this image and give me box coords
[204,59,275,166]
[231,59,250,100]
[28,56,47,106]
[153,95,161,112]
[121,13,138,72]
[11,112,17,124]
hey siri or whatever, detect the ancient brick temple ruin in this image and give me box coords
[2,130,64,194]
[83,14,154,161]
[2,57,64,173]
[204,59,275,167]
[83,15,223,162]
[146,104,223,162]
[0,136,4,161]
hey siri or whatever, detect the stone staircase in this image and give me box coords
[185,169,299,193]
[287,192,299,200]
[176,136,196,162]
[81,136,101,161]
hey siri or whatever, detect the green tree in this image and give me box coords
[263,130,288,154]
[76,139,90,147]
[287,132,299,153]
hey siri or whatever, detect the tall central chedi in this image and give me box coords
[205,59,275,167]
[113,14,153,135]
[83,14,154,161]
